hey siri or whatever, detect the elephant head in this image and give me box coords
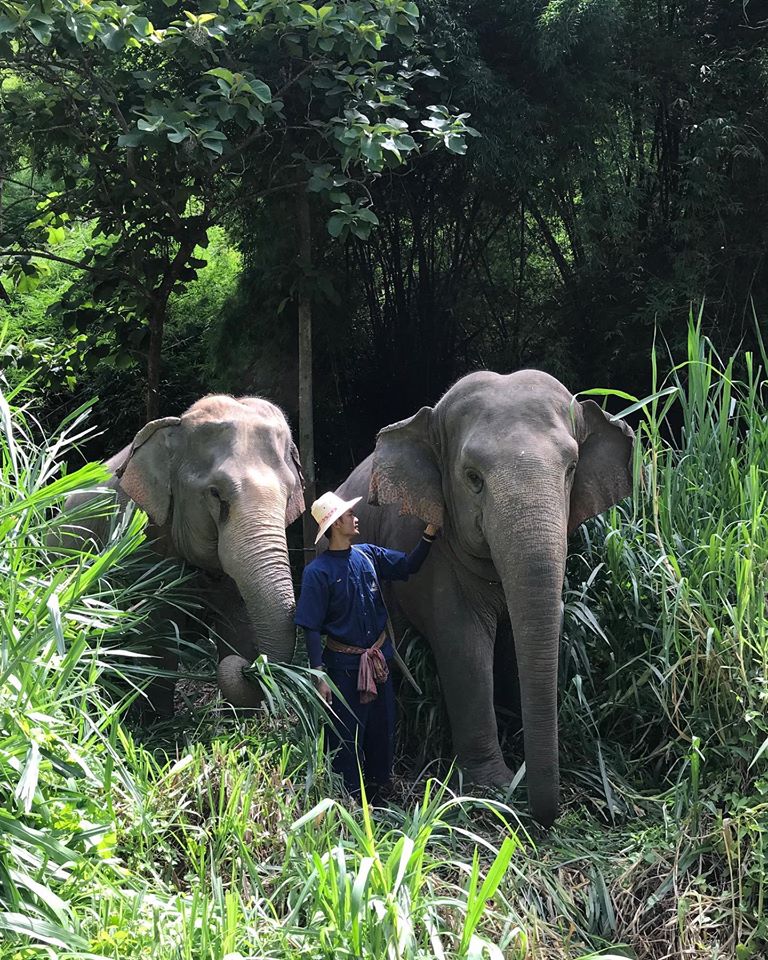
[115,395,305,698]
[369,370,634,825]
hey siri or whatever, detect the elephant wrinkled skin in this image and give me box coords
[335,370,634,826]
[57,394,305,714]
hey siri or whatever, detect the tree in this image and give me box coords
[0,0,476,420]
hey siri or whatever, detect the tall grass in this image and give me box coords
[390,314,768,956]
[564,319,768,782]
[8,315,768,959]
[0,381,526,958]
[550,315,768,955]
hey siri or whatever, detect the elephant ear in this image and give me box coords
[369,406,444,526]
[285,441,306,527]
[115,417,181,525]
[569,400,635,534]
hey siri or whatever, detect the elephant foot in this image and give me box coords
[217,655,263,709]
[461,760,515,789]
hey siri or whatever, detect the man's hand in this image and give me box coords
[314,673,332,705]
[424,523,440,537]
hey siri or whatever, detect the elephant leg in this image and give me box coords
[493,615,522,740]
[138,603,186,719]
[396,562,512,787]
[145,640,179,719]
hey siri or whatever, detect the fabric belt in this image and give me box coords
[325,630,390,704]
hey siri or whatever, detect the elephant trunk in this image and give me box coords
[487,482,567,828]
[222,512,296,666]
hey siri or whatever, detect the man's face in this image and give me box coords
[335,508,359,539]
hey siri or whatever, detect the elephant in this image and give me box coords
[56,394,305,715]
[333,369,634,826]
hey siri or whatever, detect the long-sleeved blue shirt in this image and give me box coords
[295,538,433,669]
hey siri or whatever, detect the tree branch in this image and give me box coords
[0,249,104,272]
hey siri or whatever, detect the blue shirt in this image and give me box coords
[295,539,432,669]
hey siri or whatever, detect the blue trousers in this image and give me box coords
[325,661,395,793]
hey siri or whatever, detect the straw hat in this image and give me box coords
[311,491,362,544]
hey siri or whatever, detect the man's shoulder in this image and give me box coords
[355,542,401,560]
[302,554,334,578]
[352,543,378,562]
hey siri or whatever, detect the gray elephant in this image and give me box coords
[58,394,305,714]
[334,370,634,826]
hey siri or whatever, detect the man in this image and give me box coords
[295,491,438,797]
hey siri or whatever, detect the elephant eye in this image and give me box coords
[208,486,229,522]
[465,469,484,493]
[566,461,577,479]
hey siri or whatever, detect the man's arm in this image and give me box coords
[368,524,440,581]
[304,629,324,670]
[403,523,438,575]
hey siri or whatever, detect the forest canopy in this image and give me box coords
[2,0,766,476]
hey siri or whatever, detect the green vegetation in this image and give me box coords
[0,375,527,959]
[3,0,768,954]
[0,0,476,418]
[2,322,768,957]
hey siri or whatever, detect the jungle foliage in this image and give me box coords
[2,0,767,472]
[2,1,768,956]
[4,320,768,958]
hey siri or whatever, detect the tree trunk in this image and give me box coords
[146,299,164,422]
[296,188,316,562]
[144,237,198,422]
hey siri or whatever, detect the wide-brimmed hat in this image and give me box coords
[311,491,362,544]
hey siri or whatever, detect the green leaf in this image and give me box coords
[15,742,41,813]
[69,13,93,43]
[299,3,319,17]
[355,207,379,225]
[100,24,128,52]
[445,134,467,154]
[250,79,272,104]
[381,136,401,160]
[327,213,346,238]
[28,19,52,44]
[0,913,88,950]
[137,116,164,132]
[216,102,235,121]
[291,797,336,830]
[0,14,18,33]
[167,128,190,143]
[395,133,417,151]
[206,66,235,85]
[117,132,144,147]
[131,16,152,36]
[360,139,382,165]
[350,220,372,240]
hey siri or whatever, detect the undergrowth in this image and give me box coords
[3,315,768,958]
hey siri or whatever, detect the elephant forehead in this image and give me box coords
[174,421,292,481]
[183,395,287,428]
[443,382,577,440]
